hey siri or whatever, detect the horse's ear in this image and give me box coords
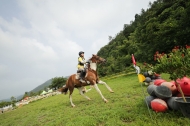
[92,54,95,56]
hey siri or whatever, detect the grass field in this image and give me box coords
[0,73,190,126]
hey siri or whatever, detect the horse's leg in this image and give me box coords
[78,87,91,100]
[84,86,92,93]
[85,88,92,92]
[69,87,75,107]
[93,83,108,103]
[81,86,92,93]
[98,80,114,93]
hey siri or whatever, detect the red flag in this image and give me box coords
[132,54,136,65]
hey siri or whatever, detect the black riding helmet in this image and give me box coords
[79,51,84,56]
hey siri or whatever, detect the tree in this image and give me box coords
[10,96,16,108]
[108,36,112,41]
[49,77,67,89]
[29,92,35,97]
[22,92,29,99]
[0,101,10,108]
[38,90,43,95]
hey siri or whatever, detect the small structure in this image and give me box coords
[48,89,53,93]
[40,90,47,95]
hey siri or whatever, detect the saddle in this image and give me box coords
[77,69,87,82]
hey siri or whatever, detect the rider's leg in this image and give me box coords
[79,71,83,81]
[78,68,84,81]
[77,70,81,80]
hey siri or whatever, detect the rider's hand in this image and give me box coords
[86,61,90,64]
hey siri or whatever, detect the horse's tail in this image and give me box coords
[58,80,69,95]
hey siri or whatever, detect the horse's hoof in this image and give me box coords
[104,99,108,103]
[72,105,76,107]
[110,91,114,93]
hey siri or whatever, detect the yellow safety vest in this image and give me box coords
[77,57,85,69]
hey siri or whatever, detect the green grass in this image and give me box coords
[0,73,190,126]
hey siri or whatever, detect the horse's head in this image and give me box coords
[89,54,106,64]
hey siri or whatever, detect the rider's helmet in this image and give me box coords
[79,51,84,56]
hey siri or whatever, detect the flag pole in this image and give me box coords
[131,54,155,122]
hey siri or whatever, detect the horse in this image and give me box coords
[58,54,114,107]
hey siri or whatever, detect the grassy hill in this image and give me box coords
[0,73,190,126]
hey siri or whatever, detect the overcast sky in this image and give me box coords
[0,0,155,100]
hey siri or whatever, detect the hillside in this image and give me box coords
[97,0,190,76]
[30,79,52,93]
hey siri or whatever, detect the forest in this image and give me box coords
[97,0,190,77]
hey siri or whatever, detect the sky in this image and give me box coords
[0,0,156,100]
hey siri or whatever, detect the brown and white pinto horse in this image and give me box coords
[59,54,114,107]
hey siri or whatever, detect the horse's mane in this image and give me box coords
[88,54,98,62]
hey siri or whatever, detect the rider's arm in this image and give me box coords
[78,57,86,64]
